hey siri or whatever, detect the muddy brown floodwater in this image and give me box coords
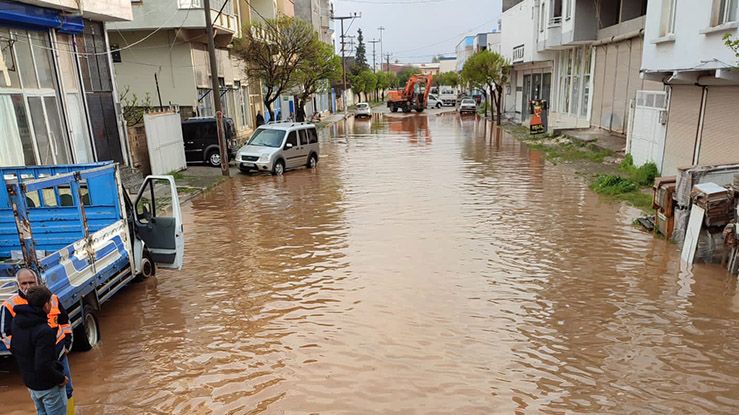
[3,113,739,414]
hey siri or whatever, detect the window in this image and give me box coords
[565,0,572,19]
[178,0,202,9]
[714,0,737,25]
[0,28,72,166]
[299,129,308,146]
[661,0,677,36]
[285,131,298,148]
[540,1,546,32]
[197,88,213,117]
[308,128,318,144]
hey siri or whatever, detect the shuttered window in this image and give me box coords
[662,85,702,176]
[698,86,739,166]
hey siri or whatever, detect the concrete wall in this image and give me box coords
[110,0,204,30]
[18,0,132,21]
[110,31,198,108]
[439,58,457,73]
[501,0,552,63]
[642,0,738,72]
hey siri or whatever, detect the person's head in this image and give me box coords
[25,286,52,314]
[16,268,39,295]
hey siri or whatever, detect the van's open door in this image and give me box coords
[134,176,184,269]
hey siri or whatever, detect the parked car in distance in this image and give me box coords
[355,102,372,119]
[458,98,477,115]
[182,117,238,167]
[237,122,319,176]
[427,94,443,109]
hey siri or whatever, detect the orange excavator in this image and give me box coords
[387,74,433,113]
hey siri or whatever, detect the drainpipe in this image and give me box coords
[692,85,708,165]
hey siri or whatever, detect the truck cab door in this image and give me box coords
[134,176,184,269]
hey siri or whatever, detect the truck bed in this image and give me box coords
[0,163,134,354]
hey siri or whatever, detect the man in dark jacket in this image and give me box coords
[1,268,73,400]
[11,285,68,415]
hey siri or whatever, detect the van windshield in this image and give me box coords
[248,129,285,148]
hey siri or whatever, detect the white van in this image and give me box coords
[237,122,319,175]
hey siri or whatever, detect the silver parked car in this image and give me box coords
[237,123,319,175]
[458,98,477,115]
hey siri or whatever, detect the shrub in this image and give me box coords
[591,175,638,195]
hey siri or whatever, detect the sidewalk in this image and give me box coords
[558,128,626,154]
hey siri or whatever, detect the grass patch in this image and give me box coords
[529,141,613,163]
[168,169,186,180]
[589,155,658,211]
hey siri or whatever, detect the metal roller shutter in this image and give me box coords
[600,44,618,130]
[591,46,607,130]
[662,85,703,176]
[698,86,739,165]
[611,40,631,133]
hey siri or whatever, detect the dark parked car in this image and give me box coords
[181,117,238,167]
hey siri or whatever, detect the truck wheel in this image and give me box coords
[402,106,411,113]
[73,305,100,352]
[391,106,398,113]
[416,108,425,113]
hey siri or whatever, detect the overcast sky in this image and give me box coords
[333,0,502,64]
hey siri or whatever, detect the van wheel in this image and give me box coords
[307,153,318,169]
[134,249,156,282]
[73,305,100,352]
[206,150,221,167]
[272,160,285,176]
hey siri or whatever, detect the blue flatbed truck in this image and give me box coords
[0,162,184,353]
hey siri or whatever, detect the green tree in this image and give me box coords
[294,39,342,121]
[359,70,377,102]
[461,50,508,124]
[433,71,460,88]
[375,71,393,100]
[725,33,739,63]
[233,16,315,120]
[355,28,368,71]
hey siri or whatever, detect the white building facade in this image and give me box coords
[639,0,739,175]
[0,0,133,167]
[501,0,555,123]
[501,0,659,133]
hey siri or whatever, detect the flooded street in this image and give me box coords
[3,113,739,414]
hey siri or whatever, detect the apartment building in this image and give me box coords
[456,36,475,72]
[438,56,457,73]
[294,0,334,115]
[501,0,659,132]
[294,0,334,44]
[637,0,739,175]
[108,0,263,135]
[501,0,555,123]
[0,0,132,167]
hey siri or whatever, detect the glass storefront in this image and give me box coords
[556,46,592,119]
[0,28,73,166]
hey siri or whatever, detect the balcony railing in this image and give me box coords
[549,16,562,27]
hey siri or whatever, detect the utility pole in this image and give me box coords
[331,12,361,116]
[368,39,380,72]
[203,0,229,177]
[385,53,391,73]
[378,26,385,71]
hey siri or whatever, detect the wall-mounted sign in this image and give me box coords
[512,44,525,64]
